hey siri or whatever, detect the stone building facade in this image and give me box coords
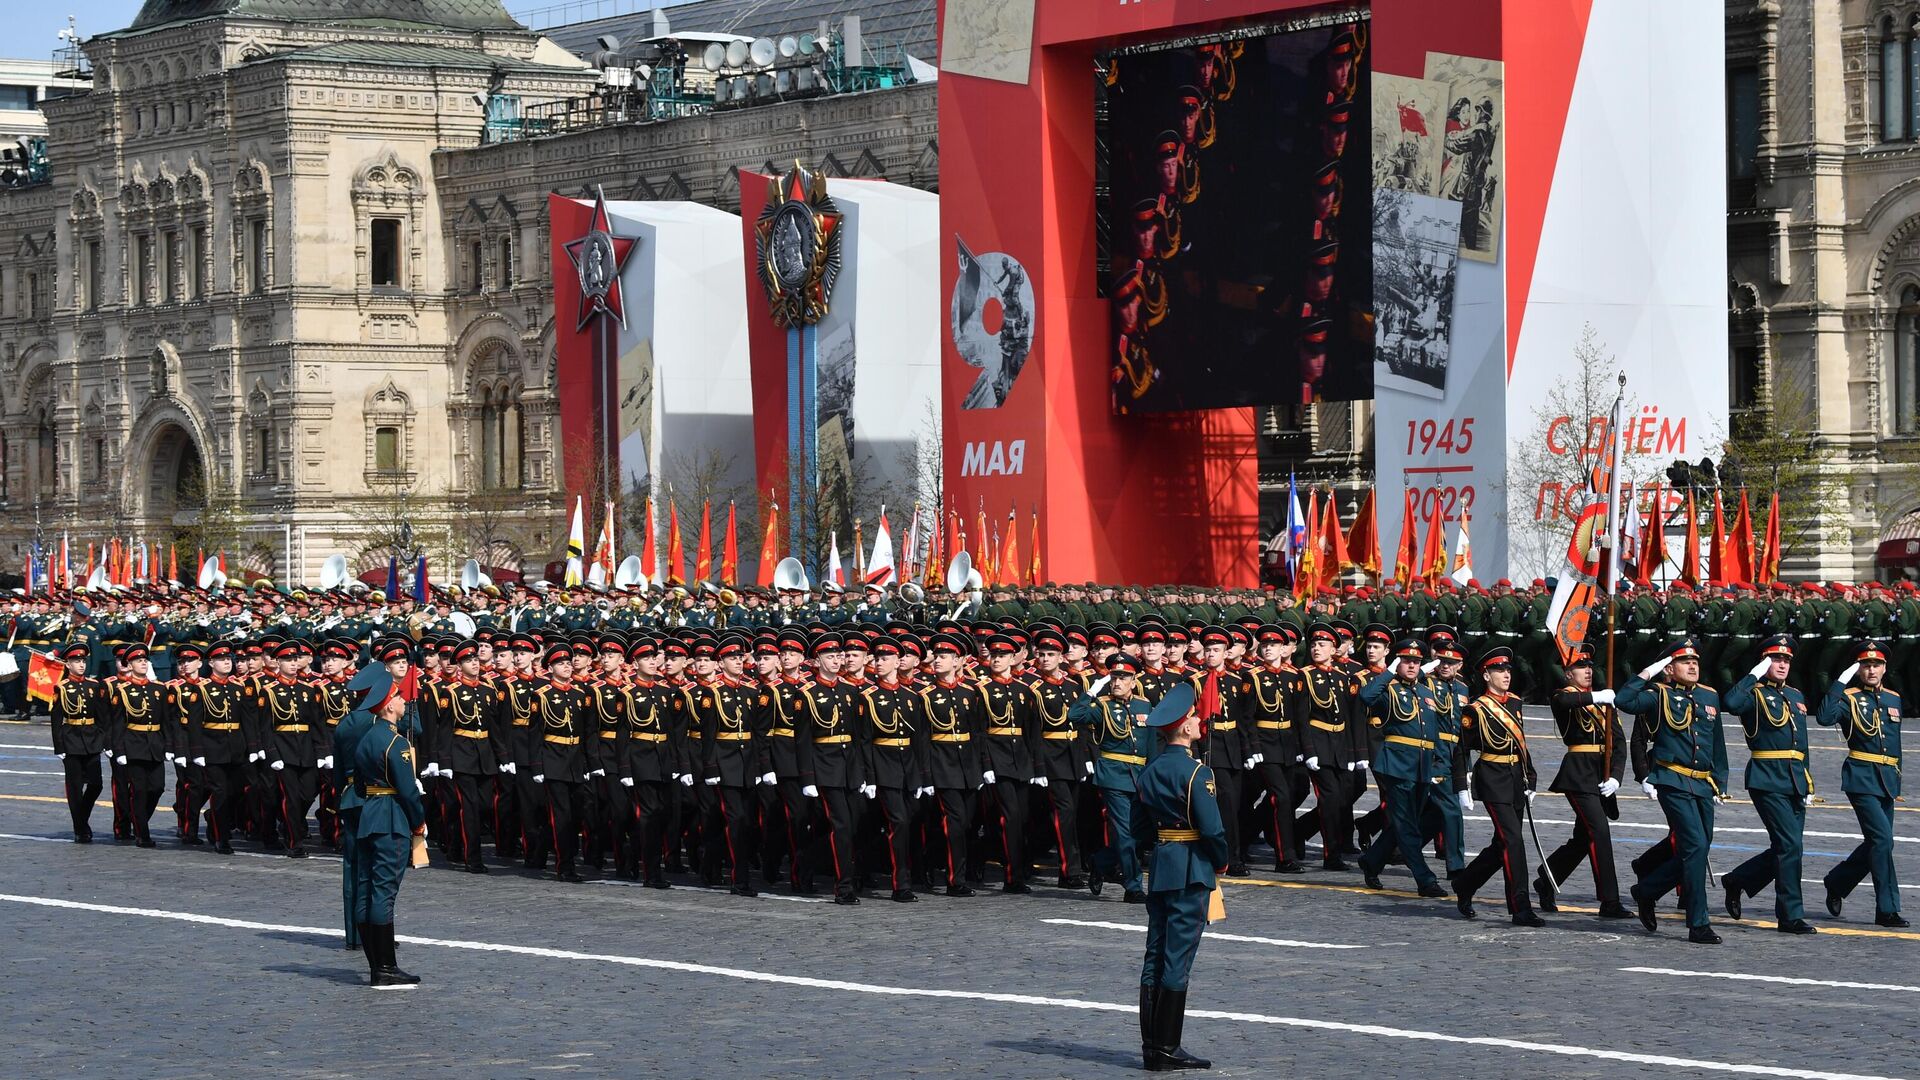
[0,0,937,584]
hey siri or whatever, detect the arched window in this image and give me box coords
[1886,18,1909,142]
[1899,284,1920,434]
[510,397,526,488]
[36,411,54,491]
[479,385,498,488]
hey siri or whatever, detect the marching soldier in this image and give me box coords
[1072,654,1152,902]
[1537,644,1631,918]
[188,644,249,855]
[50,642,106,842]
[620,636,684,887]
[693,633,764,897]
[1190,626,1250,875]
[424,639,504,874]
[1720,634,1817,933]
[528,642,593,883]
[975,634,1036,894]
[1356,638,1449,897]
[1026,628,1089,888]
[798,632,866,903]
[1135,682,1221,1073]
[105,643,169,848]
[859,637,930,902]
[759,629,815,892]
[1453,647,1544,926]
[919,633,985,896]
[261,641,327,858]
[1243,625,1308,874]
[1617,638,1729,944]
[1297,624,1360,870]
[1818,640,1907,927]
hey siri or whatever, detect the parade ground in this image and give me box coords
[0,711,1911,1080]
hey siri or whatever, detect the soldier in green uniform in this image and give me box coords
[1355,638,1451,898]
[333,662,392,951]
[351,678,426,987]
[1617,638,1728,944]
[1818,641,1907,928]
[1719,635,1816,933]
[1135,682,1221,1072]
[1070,654,1151,902]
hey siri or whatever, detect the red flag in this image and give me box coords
[666,501,685,586]
[1759,492,1781,586]
[976,503,991,587]
[1680,490,1701,587]
[168,544,178,585]
[1318,489,1348,588]
[1634,486,1662,587]
[641,498,658,583]
[694,500,713,582]
[1029,506,1042,587]
[924,505,945,590]
[1392,490,1419,584]
[1345,489,1380,578]
[757,493,779,587]
[1707,493,1727,584]
[1398,101,1429,136]
[722,502,739,585]
[27,650,62,703]
[1729,491,1755,586]
[1000,506,1019,588]
[84,543,94,581]
[1420,498,1447,586]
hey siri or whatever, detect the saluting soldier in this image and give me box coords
[49,642,106,843]
[1617,638,1729,944]
[1818,640,1907,927]
[1135,683,1221,1073]
[1356,638,1451,897]
[1720,635,1817,933]
[1453,647,1544,926]
[1537,644,1632,918]
[1072,654,1153,902]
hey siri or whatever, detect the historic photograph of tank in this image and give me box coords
[1372,187,1461,399]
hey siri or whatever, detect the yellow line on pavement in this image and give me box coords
[0,793,173,812]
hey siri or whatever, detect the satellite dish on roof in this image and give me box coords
[750,38,777,66]
[595,34,621,53]
[725,40,750,68]
[702,42,726,71]
[779,36,799,58]
[798,32,815,54]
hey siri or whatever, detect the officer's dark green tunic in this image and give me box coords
[1137,744,1226,992]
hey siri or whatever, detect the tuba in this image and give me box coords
[944,552,980,621]
[319,554,350,591]
[460,559,493,591]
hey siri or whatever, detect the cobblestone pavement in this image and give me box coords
[0,712,1913,1080]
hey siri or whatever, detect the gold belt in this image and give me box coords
[273,725,308,733]
[1256,720,1290,730]
[986,726,1023,737]
[203,722,240,732]
[543,735,580,745]
[873,737,912,748]
[599,730,618,739]
[1385,735,1435,750]
[1479,753,1519,765]
[63,718,95,727]
[1565,744,1604,753]
[1157,828,1199,842]
[716,732,754,741]
[1750,749,1805,761]
[813,734,851,744]
[1211,721,1237,731]
[362,784,397,796]
[769,728,796,738]
[457,729,490,739]
[512,719,529,727]
[1437,732,1459,743]
[931,733,970,743]
[1310,720,1345,732]
[1658,760,1714,780]
[1849,750,1901,768]
[125,723,161,733]
[1101,751,1146,766]
[629,732,667,743]
[1042,731,1077,741]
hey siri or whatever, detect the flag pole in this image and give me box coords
[1606,373,1625,694]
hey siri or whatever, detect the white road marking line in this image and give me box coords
[1041,917,1366,950]
[0,832,340,862]
[1622,967,1920,994]
[0,891,1902,1080]
[583,879,829,903]
[0,742,51,750]
[0,768,62,776]
[1526,816,1916,846]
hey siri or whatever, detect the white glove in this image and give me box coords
[1640,779,1656,799]
[321,756,335,769]
[1715,794,1730,806]
[192,756,206,767]
[1458,792,1475,811]
[1345,761,1357,772]
[1599,778,1620,797]
[861,783,877,799]
[678,774,693,788]
[1251,753,1265,765]
[590,768,606,778]
[918,786,934,797]
[760,772,776,786]
[1030,776,1048,789]
[1084,761,1095,777]
[1357,759,1370,771]
[1295,754,1305,763]
[1421,658,1441,674]
[1749,657,1771,680]
[802,784,819,798]
[1638,655,1675,680]
[269,759,284,771]
[1590,689,1615,705]
[1803,794,1813,807]
[1306,756,1320,771]
[249,750,264,762]
[704,776,720,786]
[620,777,634,788]
[1524,789,1535,806]
[55,751,67,759]
[171,755,185,766]
[533,773,545,784]
[1244,757,1259,770]
[501,762,516,775]
[982,770,997,785]
[1088,675,1111,697]
[423,762,438,777]
[1838,663,1860,686]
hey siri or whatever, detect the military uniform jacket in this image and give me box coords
[1818,682,1902,799]
[693,676,765,786]
[257,673,326,767]
[583,677,628,773]
[1243,664,1305,764]
[763,676,811,778]
[1300,662,1362,766]
[1069,689,1153,791]
[1615,676,1728,798]
[797,676,863,789]
[526,679,592,780]
[164,677,199,759]
[1137,666,1179,707]
[620,677,687,782]
[426,676,504,776]
[1459,692,1536,803]
[1546,685,1626,793]
[353,722,425,838]
[859,679,931,790]
[977,674,1037,781]
[107,675,169,762]
[1026,672,1091,780]
[188,676,250,765]
[497,673,539,767]
[317,675,353,749]
[1425,675,1470,790]
[1721,675,1812,796]
[918,677,986,789]
[1358,670,1441,784]
[50,674,107,757]
[1138,746,1229,893]
[1188,668,1247,770]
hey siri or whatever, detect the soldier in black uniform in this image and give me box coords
[495,634,540,865]
[1297,624,1360,870]
[859,637,930,902]
[1026,628,1090,888]
[261,641,327,858]
[798,632,866,904]
[694,633,765,896]
[425,639,504,873]
[1453,647,1545,926]
[1244,624,1308,873]
[50,643,105,842]
[974,634,1038,893]
[919,632,986,896]
[165,644,208,844]
[529,642,592,882]
[1188,626,1250,874]
[759,628,815,892]
[105,643,169,848]
[1537,644,1632,918]
[188,643,249,854]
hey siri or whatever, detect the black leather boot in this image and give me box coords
[1148,989,1210,1071]
[370,924,421,988]
[1139,985,1157,1067]
[357,924,378,981]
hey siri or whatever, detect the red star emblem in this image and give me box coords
[562,188,638,331]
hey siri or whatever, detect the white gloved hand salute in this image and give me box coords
[1638,654,1675,681]
[1421,658,1442,675]
[1749,656,1772,681]
[1088,675,1111,698]
[1837,663,1860,686]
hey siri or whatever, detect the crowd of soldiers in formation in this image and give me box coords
[33,576,1906,940]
